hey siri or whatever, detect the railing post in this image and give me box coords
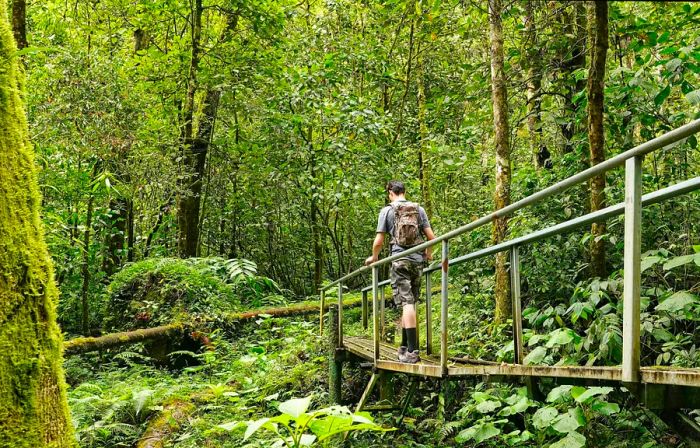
[623,155,643,383]
[440,239,449,374]
[510,246,524,364]
[380,286,386,341]
[425,271,432,355]
[372,266,380,363]
[338,283,344,348]
[361,290,368,330]
[327,304,342,404]
[319,289,325,335]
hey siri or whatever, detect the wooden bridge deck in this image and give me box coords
[343,336,700,387]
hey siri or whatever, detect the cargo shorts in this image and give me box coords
[390,259,423,307]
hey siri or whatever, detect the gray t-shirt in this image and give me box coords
[376,199,431,263]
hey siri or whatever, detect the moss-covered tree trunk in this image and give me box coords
[0,4,75,446]
[488,0,511,323]
[177,0,203,258]
[587,0,608,278]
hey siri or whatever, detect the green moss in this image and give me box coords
[104,257,241,332]
[0,3,75,447]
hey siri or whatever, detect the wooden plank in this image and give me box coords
[344,340,700,387]
[377,360,444,377]
[356,373,380,412]
[640,367,700,387]
[623,155,643,383]
[448,364,622,381]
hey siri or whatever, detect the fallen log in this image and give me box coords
[63,324,184,355]
[64,297,362,356]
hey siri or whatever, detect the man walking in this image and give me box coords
[365,181,436,363]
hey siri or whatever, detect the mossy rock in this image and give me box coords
[104,257,241,333]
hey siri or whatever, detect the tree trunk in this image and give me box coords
[524,0,549,169]
[144,201,170,258]
[127,199,135,262]
[11,0,27,50]
[177,0,203,258]
[415,10,433,218]
[103,198,127,276]
[309,128,323,292]
[560,3,587,155]
[587,0,608,278]
[488,0,511,323]
[0,4,74,443]
[81,188,95,335]
[177,7,238,258]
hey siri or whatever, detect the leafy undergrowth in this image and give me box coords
[66,271,693,448]
[66,315,329,447]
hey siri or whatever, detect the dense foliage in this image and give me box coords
[4,0,700,446]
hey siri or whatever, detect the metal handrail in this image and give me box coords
[321,118,700,291]
[321,118,700,383]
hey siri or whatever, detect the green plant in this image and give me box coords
[451,384,621,447]
[218,396,392,447]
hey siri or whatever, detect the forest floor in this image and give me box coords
[64,289,675,448]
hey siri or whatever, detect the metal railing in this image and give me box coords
[320,118,700,381]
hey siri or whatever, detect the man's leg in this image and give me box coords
[391,262,409,358]
[402,304,418,353]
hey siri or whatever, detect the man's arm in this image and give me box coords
[365,233,385,266]
[423,227,436,261]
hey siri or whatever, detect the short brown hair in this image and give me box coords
[386,180,405,195]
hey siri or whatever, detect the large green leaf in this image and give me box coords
[456,422,501,444]
[663,254,697,271]
[476,400,501,414]
[641,255,662,272]
[532,407,559,429]
[571,387,613,403]
[546,385,573,403]
[244,418,272,440]
[546,329,576,348]
[278,397,312,418]
[591,400,620,416]
[549,431,586,448]
[654,84,671,106]
[655,291,697,312]
[523,346,547,365]
[552,413,582,434]
[686,89,700,105]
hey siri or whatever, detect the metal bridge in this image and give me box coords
[318,119,700,422]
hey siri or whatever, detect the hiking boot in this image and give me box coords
[402,350,420,364]
[397,346,408,362]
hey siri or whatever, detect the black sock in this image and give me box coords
[401,328,408,347]
[406,328,417,352]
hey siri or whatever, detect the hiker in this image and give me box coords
[365,181,436,364]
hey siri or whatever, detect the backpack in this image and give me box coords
[391,202,423,247]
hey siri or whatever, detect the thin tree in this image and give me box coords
[488,0,511,323]
[177,0,204,257]
[587,0,608,278]
[0,4,74,444]
[11,0,27,50]
[416,1,433,218]
[523,0,549,169]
